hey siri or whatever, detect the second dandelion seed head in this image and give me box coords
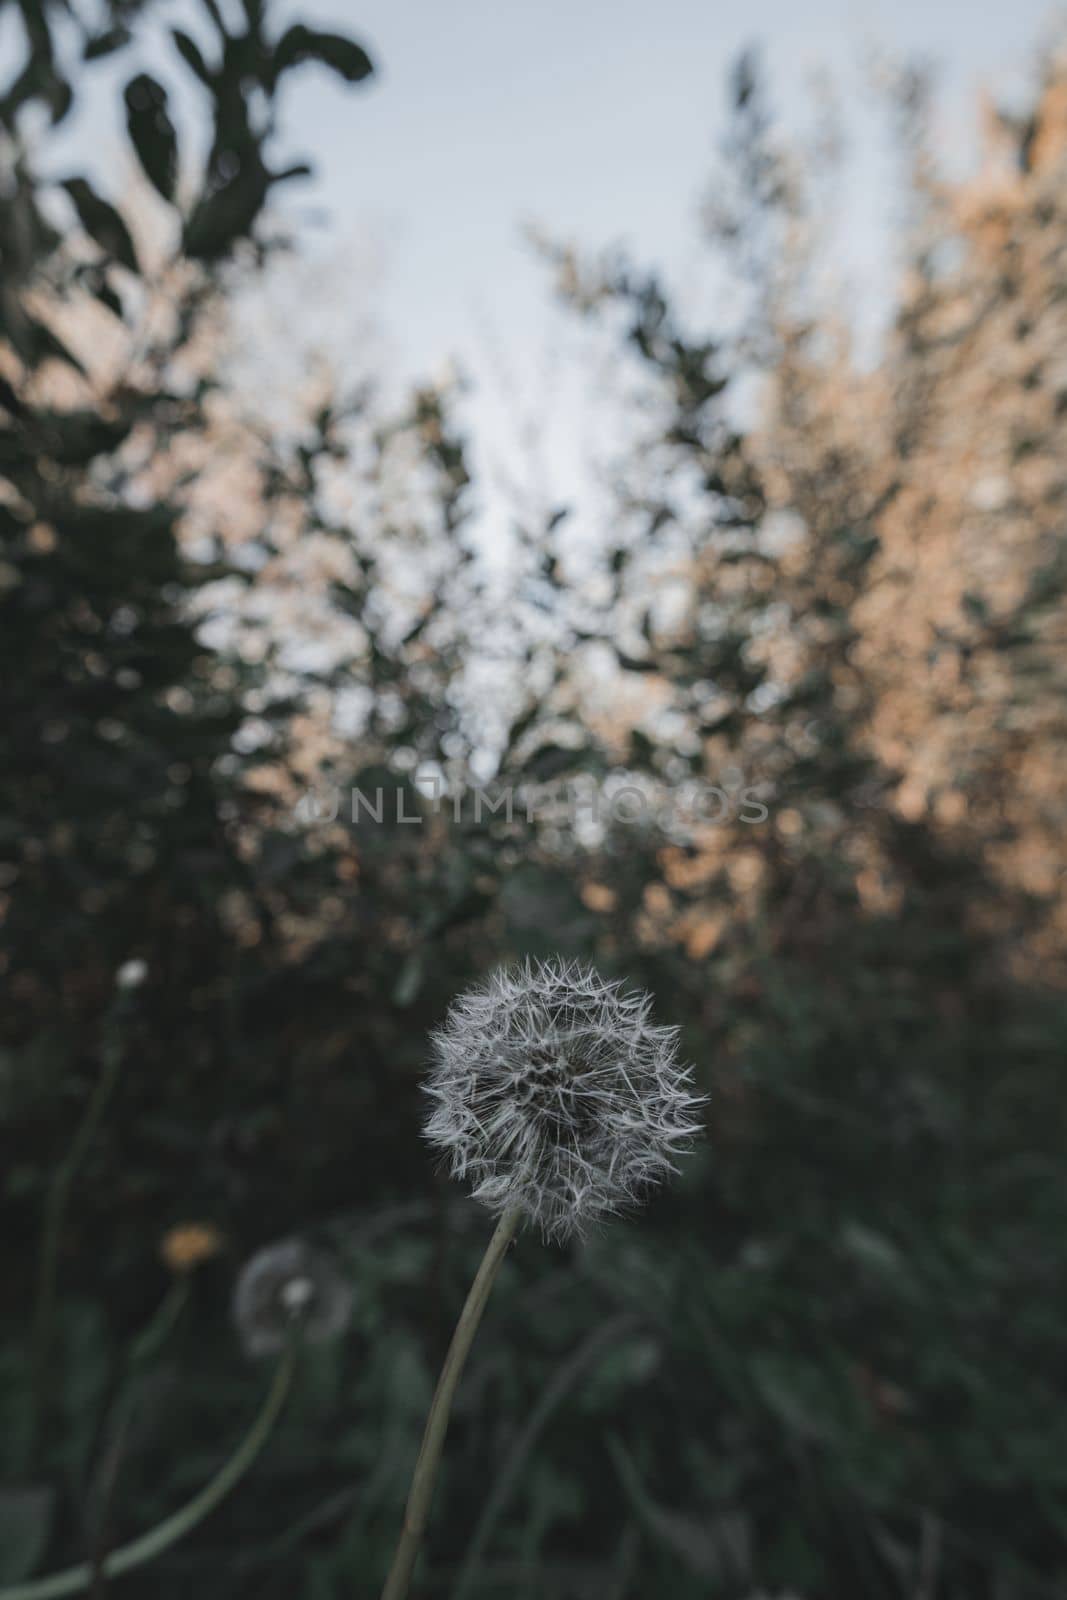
[233,1238,352,1357]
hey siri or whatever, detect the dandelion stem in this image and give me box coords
[0,1343,297,1600]
[128,1276,190,1369]
[380,1205,521,1600]
[29,1036,124,1468]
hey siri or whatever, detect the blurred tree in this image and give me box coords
[0,0,382,1563]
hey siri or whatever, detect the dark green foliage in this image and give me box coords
[60,178,140,273]
[270,26,375,87]
[124,73,179,201]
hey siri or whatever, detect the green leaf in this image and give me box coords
[0,376,24,419]
[171,28,213,86]
[124,74,179,201]
[522,743,585,782]
[82,265,124,321]
[608,1437,742,1581]
[34,408,133,466]
[615,648,659,674]
[182,143,271,262]
[48,76,73,125]
[629,728,656,768]
[16,314,87,377]
[83,26,132,61]
[839,1221,903,1277]
[749,1352,833,1441]
[270,26,374,87]
[391,949,425,1008]
[61,178,139,274]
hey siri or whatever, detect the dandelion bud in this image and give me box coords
[233,1238,352,1358]
[424,958,704,1241]
[160,1221,224,1274]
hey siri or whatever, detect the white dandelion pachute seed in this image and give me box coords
[423,958,704,1241]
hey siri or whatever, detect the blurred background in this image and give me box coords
[2,2,1067,1596]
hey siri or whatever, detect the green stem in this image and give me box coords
[128,1277,190,1369]
[380,1206,521,1600]
[1,1345,297,1600]
[29,1038,124,1468]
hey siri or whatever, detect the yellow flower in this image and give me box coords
[160,1222,224,1274]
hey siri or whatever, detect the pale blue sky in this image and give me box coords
[276,0,1056,515]
[38,0,1062,517]
[281,0,1052,365]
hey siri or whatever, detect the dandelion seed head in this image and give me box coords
[424,958,704,1241]
[233,1238,351,1358]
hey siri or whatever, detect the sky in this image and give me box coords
[278,0,1057,519]
[33,0,1064,522]
[282,0,1050,345]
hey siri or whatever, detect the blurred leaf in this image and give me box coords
[61,178,139,274]
[270,26,374,87]
[608,1436,743,1581]
[80,263,124,320]
[0,1487,53,1583]
[391,949,425,1008]
[182,144,271,261]
[124,74,178,201]
[56,1301,112,1479]
[522,743,585,782]
[840,1221,904,1278]
[43,73,73,127]
[171,28,213,86]
[748,1352,837,1442]
[615,648,659,674]
[13,314,86,376]
[34,408,133,466]
[575,1336,660,1412]
[83,26,132,61]
[629,729,656,768]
